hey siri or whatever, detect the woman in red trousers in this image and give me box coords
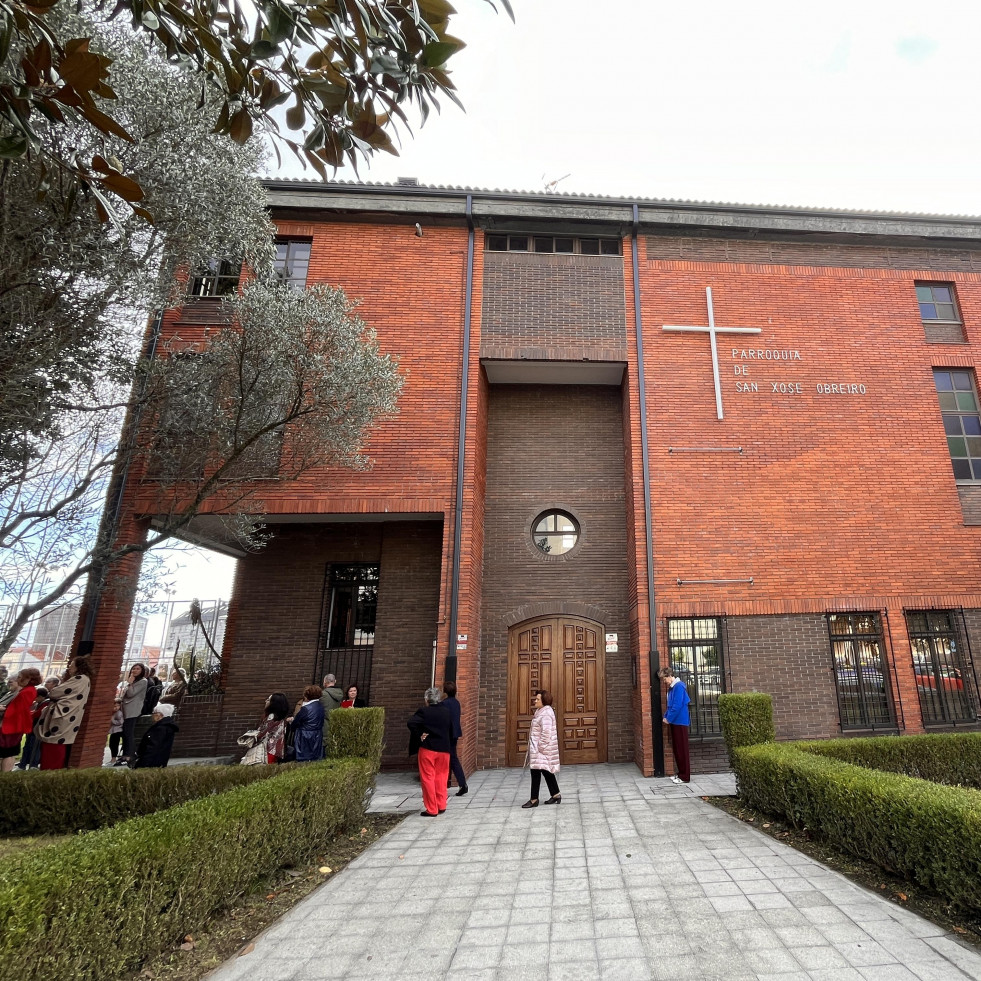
[407,687,453,817]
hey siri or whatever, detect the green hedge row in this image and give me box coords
[0,758,375,981]
[796,732,981,789]
[0,764,288,835]
[733,741,981,914]
[718,693,775,760]
[326,706,385,768]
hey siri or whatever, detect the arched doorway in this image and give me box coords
[506,615,607,766]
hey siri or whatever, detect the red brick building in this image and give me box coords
[74,182,981,775]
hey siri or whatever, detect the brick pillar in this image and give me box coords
[70,516,150,768]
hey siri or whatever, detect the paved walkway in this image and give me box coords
[208,764,981,981]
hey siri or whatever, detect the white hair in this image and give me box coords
[154,703,176,719]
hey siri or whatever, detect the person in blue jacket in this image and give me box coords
[658,666,691,783]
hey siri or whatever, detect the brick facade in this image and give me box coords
[75,184,981,777]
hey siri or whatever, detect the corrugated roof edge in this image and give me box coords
[261,177,981,224]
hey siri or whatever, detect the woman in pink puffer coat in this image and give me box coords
[522,689,561,807]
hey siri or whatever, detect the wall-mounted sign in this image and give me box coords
[605,633,618,643]
[606,642,618,653]
[457,634,468,642]
[457,643,467,651]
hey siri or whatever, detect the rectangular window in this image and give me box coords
[666,617,724,736]
[485,233,621,256]
[934,369,981,481]
[188,258,241,298]
[315,564,378,703]
[916,282,960,322]
[274,240,312,290]
[906,610,975,726]
[827,613,895,730]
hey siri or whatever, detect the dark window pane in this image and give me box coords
[937,304,958,320]
[944,415,964,436]
[554,238,575,253]
[934,287,952,302]
[579,238,600,255]
[953,371,972,389]
[487,235,508,251]
[601,240,621,255]
[534,237,554,253]
[956,391,978,411]
[508,235,529,251]
[948,437,967,456]
[916,285,934,302]
[934,372,954,392]
[966,437,981,456]
[963,416,981,436]
[938,393,957,411]
[920,303,938,319]
[952,458,973,479]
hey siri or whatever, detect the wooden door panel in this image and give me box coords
[508,615,606,766]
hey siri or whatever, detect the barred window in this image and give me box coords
[906,610,975,726]
[324,565,378,649]
[188,258,241,298]
[666,617,724,736]
[828,613,895,730]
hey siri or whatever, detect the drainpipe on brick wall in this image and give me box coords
[78,307,167,655]
[446,194,475,684]
[632,205,665,777]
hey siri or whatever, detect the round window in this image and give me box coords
[533,511,580,555]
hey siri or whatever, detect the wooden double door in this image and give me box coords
[506,615,607,766]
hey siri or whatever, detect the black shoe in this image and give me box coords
[438,809,446,814]
[420,810,438,817]
[543,794,562,805]
[521,799,539,808]
[456,785,469,797]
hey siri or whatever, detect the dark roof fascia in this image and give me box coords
[262,180,981,248]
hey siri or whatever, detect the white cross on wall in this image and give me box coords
[662,287,762,420]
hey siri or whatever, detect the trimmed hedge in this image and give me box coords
[0,764,288,835]
[0,758,375,981]
[733,741,981,914]
[718,692,775,761]
[326,706,385,768]
[796,732,981,789]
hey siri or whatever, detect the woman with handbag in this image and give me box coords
[0,668,42,772]
[239,692,290,765]
[287,686,325,762]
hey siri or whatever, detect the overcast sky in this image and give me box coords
[277,0,981,216]
[168,0,981,603]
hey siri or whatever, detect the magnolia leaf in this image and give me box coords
[228,107,253,143]
[77,102,134,142]
[422,38,463,68]
[0,134,28,158]
[101,171,145,203]
[59,49,106,91]
[285,100,305,131]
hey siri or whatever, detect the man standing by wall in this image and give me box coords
[659,666,691,784]
[442,681,468,796]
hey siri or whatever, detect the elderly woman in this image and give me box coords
[522,689,561,807]
[133,703,180,768]
[289,686,325,762]
[116,663,148,766]
[37,655,94,770]
[0,668,42,772]
[407,687,453,817]
[159,667,187,708]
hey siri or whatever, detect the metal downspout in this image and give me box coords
[446,194,475,684]
[632,204,664,776]
[79,307,167,654]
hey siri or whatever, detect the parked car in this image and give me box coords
[914,666,964,692]
[836,666,885,692]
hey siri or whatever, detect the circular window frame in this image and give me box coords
[528,507,583,561]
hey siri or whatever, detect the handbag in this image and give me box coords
[239,740,266,765]
[236,729,259,748]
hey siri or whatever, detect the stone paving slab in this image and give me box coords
[206,764,981,981]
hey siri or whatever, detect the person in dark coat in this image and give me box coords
[442,681,468,796]
[290,685,325,761]
[407,687,453,817]
[133,703,180,768]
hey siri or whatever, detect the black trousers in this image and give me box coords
[530,768,560,799]
[448,737,467,788]
[121,716,138,758]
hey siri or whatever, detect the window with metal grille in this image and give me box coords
[906,610,975,726]
[916,282,960,322]
[274,240,312,290]
[666,617,724,736]
[188,258,241,297]
[828,612,895,730]
[486,233,621,255]
[934,369,981,481]
[314,564,378,700]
